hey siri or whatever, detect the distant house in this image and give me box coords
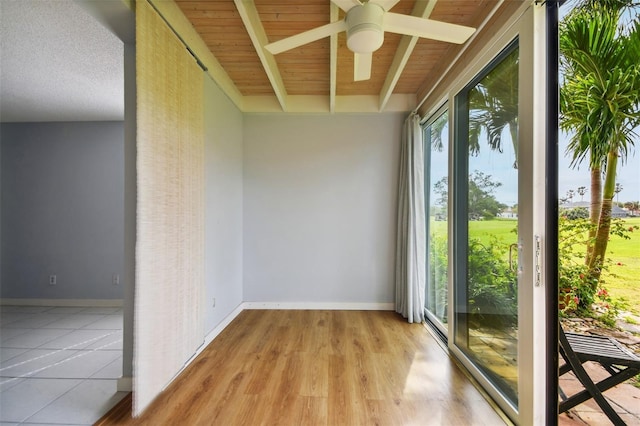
[498,207,518,218]
[561,201,590,209]
[611,205,630,218]
[560,201,629,218]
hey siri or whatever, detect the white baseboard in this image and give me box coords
[117,376,133,392]
[242,302,394,311]
[203,304,245,346]
[197,303,244,357]
[0,298,123,307]
[177,302,245,379]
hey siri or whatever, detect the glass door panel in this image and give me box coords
[424,109,449,334]
[454,42,520,406]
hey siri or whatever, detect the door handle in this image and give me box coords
[509,243,518,272]
[534,235,542,287]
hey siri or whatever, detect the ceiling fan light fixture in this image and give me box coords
[346,3,384,54]
[265,0,476,82]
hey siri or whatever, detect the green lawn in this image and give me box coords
[430,218,518,245]
[429,216,640,313]
[469,219,518,245]
[601,217,640,313]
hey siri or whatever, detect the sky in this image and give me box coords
[424,123,640,210]
[427,126,640,209]
[426,2,640,207]
[558,132,640,204]
[558,1,640,204]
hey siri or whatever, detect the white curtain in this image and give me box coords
[395,112,426,323]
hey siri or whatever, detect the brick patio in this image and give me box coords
[559,361,640,425]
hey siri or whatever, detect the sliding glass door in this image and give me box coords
[424,108,449,335]
[420,3,552,423]
[453,41,520,406]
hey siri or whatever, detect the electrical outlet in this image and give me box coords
[112,274,120,285]
[49,275,56,285]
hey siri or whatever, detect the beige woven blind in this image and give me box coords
[134,0,204,415]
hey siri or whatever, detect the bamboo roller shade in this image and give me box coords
[134,0,205,416]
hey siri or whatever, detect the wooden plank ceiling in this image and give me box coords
[173,0,508,113]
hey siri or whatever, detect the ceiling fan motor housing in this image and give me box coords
[346,2,384,53]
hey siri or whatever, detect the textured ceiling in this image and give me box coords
[0,0,124,122]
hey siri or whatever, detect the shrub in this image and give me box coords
[562,207,589,220]
[467,237,517,328]
[557,214,635,322]
[428,233,449,321]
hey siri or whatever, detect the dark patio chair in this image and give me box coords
[559,326,640,425]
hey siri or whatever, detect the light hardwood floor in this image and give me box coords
[96,310,506,425]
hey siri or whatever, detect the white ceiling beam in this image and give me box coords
[243,94,415,114]
[329,3,339,113]
[378,0,437,112]
[148,0,244,110]
[234,0,288,112]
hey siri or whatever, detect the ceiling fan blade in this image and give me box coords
[331,0,361,12]
[265,20,348,55]
[383,13,475,44]
[354,52,372,81]
[373,0,401,11]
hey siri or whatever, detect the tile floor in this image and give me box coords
[0,306,128,425]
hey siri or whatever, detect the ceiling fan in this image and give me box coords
[264,0,476,82]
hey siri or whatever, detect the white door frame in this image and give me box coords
[439,3,551,423]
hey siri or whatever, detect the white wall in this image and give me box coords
[243,113,403,304]
[204,77,244,332]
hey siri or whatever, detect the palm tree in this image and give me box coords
[560,2,640,296]
[428,111,448,152]
[468,48,519,169]
[430,48,518,166]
